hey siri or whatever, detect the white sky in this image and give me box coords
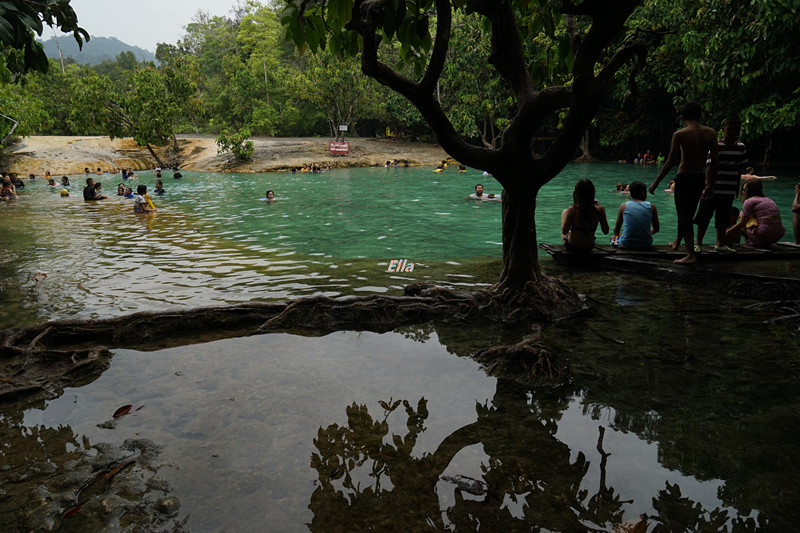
[60,0,242,52]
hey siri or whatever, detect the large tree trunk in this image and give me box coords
[497,188,541,290]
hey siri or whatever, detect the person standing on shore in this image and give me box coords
[649,101,719,264]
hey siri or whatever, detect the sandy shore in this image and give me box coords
[4,135,450,175]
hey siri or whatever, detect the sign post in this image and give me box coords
[330,124,349,155]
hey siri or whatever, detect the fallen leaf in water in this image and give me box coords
[31,273,47,282]
[63,505,82,518]
[113,404,144,418]
[104,460,135,481]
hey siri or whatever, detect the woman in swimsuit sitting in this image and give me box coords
[561,178,610,252]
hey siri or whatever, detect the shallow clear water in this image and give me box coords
[3,275,799,531]
[1,163,799,531]
[1,163,796,327]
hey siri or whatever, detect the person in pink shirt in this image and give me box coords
[726,179,785,248]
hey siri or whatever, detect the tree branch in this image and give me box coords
[565,14,581,55]
[419,0,451,94]
[348,0,496,171]
[596,39,648,88]
[473,0,536,104]
[0,113,20,147]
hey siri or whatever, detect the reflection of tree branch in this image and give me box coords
[420,421,482,476]
[309,388,637,531]
[597,425,611,489]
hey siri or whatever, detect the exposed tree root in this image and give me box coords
[743,300,800,337]
[0,345,111,403]
[1,282,586,404]
[0,302,289,351]
[473,332,570,386]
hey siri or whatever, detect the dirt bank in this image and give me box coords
[3,135,450,175]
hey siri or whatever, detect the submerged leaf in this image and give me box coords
[104,460,135,482]
[63,505,82,518]
[113,404,144,418]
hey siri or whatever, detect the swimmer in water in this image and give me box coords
[467,183,501,201]
[741,166,776,181]
[468,183,485,199]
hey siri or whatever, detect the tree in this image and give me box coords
[0,0,88,79]
[282,0,645,314]
[69,63,198,167]
[298,49,374,138]
[216,127,255,162]
[0,76,49,145]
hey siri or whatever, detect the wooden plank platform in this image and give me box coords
[539,242,800,263]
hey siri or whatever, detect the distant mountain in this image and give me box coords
[40,36,156,66]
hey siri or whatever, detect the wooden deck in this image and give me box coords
[539,242,800,263]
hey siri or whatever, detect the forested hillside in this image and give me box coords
[40,36,156,65]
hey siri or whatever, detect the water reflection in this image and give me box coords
[308,381,634,531]
[3,259,800,531]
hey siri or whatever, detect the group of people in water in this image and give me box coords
[83,176,157,213]
[562,101,799,261]
[290,163,331,173]
[1,166,180,214]
[622,149,665,166]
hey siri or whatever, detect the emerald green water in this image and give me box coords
[2,163,796,327]
[1,163,799,532]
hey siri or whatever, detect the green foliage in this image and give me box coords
[68,57,199,152]
[295,49,374,137]
[216,128,255,161]
[5,0,796,156]
[0,76,50,144]
[632,0,800,136]
[0,0,88,78]
[439,12,514,147]
[92,51,141,83]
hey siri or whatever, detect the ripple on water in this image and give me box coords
[5,165,798,326]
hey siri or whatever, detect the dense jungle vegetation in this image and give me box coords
[1,0,797,163]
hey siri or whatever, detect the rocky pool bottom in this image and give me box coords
[1,268,798,532]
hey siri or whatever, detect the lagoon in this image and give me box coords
[2,163,797,327]
[1,163,799,531]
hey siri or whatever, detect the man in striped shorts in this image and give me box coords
[694,116,748,252]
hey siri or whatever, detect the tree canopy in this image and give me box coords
[281,0,646,296]
[0,0,88,79]
[1,1,798,167]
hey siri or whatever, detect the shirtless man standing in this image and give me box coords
[649,101,718,264]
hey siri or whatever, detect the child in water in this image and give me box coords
[93,182,107,200]
[133,184,155,213]
[561,179,609,252]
